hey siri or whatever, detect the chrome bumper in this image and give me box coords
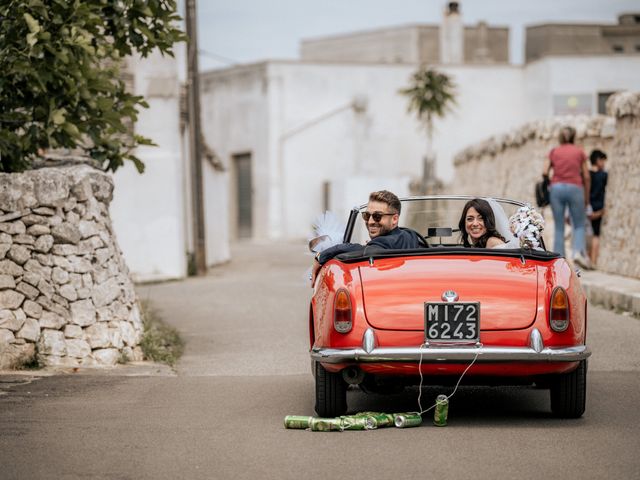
[310,328,591,364]
[311,344,591,364]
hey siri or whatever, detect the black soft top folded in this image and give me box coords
[335,246,562,263]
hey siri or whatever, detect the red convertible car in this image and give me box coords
[309,196,590,418]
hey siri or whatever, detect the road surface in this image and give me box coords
[1,241,639,479]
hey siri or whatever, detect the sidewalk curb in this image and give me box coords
[0,361,176,378]
[580,270,640,318]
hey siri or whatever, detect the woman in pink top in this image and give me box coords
[542,126,591,268]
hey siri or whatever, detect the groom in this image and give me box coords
[311,190,423,284]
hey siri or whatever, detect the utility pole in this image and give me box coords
[185,0,207,275]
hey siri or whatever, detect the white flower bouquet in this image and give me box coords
[509,205,545,250]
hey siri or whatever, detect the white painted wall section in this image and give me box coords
[111,52,186,281]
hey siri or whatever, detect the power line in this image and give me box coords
[198,49,237,65]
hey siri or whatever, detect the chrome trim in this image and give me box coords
[355,195,528,210]
[310,344,591,364]
[529,328,544,353]
[362,328,377,354]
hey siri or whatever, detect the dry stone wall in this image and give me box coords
[0,165,144,368]
[451,115,615,200]
[597,92,640,279]
[449,91,639,280]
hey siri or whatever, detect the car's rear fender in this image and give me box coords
[311,260,370,350]
[539,257,587,346]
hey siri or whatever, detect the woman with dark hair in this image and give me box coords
[458,198,506,248]
[542,126,591,269]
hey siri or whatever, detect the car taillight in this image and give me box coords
[333,289,352,333]
[550,286,570,332]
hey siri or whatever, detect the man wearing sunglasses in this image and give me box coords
[311,190,423,284]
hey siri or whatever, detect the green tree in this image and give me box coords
[0,0,186,173]
[399,67,456,192]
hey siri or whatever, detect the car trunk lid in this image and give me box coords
[359,256,538,331]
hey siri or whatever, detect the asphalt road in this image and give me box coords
[1,241,639,480]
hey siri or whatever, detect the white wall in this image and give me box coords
[269,62,425,238]
[330,176,412,227]
[523,60,553,119]
[111,52,187,282]
[270,62,526,238]
[202,163,230,265]
[200,61,529,240]
[201,65,269,243]
[524,55,640,119]
[434,65,526,183]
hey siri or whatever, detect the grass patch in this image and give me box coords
[16,355,41,370]
[139,300,185,367]
[2,343,40,371]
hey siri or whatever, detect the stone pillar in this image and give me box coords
[598,92,640,278]
[0,165,144,368]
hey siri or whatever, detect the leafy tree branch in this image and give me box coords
[0,0,186,173]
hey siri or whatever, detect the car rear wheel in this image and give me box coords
[315,363,347,417]
[550,360,587,418]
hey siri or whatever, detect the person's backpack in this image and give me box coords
[535,177,550,208]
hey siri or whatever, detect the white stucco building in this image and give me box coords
[110,49,229,282]
[112,2,640,280]
[201,61,530,239]
[110,51,188,282]
[200,6,640,242]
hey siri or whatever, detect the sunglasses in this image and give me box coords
[361,211,396,222]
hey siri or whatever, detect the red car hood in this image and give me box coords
[359,256,538,331]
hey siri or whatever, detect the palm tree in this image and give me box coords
[400,67,456,193]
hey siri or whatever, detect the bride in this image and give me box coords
[458,197,544,250]
[458,198,507,248]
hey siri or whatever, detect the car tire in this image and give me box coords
[315,362,347,417]
[550,360,587,418]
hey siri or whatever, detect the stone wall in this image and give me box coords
[450,91,639,280]
[451,115,615,200]
[597,92,640,279]
[0,165,144,368]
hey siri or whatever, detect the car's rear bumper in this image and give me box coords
[310,344,591,364]
[312,327,591,364]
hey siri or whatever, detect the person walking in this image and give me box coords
[588,149,608,266]
[542,126,592,269]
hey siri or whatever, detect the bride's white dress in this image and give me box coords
[485,198,520,249]
[485,198,544,250]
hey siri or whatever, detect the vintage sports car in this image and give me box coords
[309,196,590,418]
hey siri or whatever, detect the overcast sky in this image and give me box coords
[194,0,640,70]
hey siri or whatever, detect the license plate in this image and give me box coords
[424,302,480,343]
